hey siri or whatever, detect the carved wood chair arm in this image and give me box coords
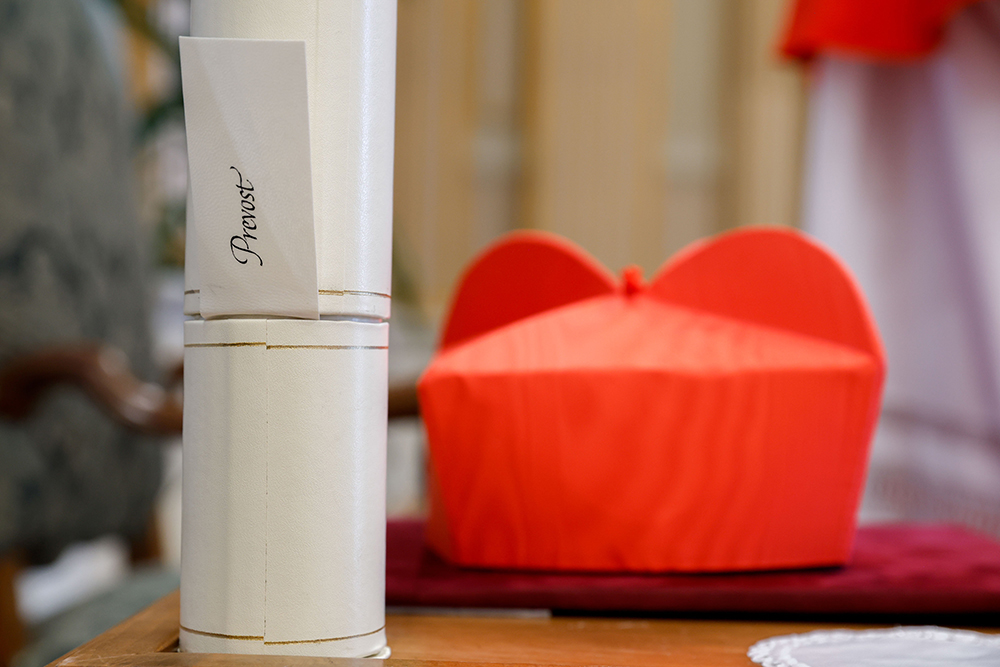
[0,343,421,434]
[0,344,183,436]
[389,382,420,419]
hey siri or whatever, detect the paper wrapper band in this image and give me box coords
[181,318,388,657]
[183,0,396,319]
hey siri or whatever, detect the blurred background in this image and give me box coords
[1,0,998,665]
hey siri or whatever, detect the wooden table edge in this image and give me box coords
[46,589,1000,667]
[48,591,577,667]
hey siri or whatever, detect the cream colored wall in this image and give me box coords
[392,0,806,323]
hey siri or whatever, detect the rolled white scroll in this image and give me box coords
[182,0,397,320]
[181,318,388,658]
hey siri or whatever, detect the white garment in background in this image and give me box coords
[802,2,1000,532]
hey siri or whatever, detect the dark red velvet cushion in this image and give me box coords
[387,520,1000,621]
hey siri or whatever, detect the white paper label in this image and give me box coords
[180,37,320,319]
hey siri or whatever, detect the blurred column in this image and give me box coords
[520,0,671,276]
[726,0,806,230]
[474,0,522,252]
[394,0,522,322]
[665,0,729,253]
[394,0,478,321]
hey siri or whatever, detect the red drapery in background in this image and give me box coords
[782,0,982,60]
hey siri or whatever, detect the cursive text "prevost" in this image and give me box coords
[230,166,262,266]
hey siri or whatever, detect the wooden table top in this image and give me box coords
[48,591,997,667]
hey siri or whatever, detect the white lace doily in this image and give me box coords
[748,626,1000,667]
